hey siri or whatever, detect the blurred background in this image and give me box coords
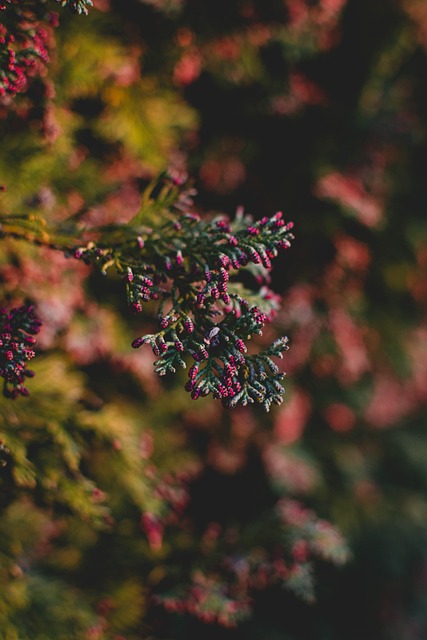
[2,0,427,638]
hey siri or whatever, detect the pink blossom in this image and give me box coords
[364,375,416,428]
[274,388,311,443]
[323,403,356,432]
[141,512,164,551]
[334,235,371,271]
[263,445,320,493]
[173,49,202,86]
[315,171,383,226]
[328,308,370,383]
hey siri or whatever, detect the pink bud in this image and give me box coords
[141,513,164,551]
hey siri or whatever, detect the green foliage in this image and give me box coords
[3,0,427,639]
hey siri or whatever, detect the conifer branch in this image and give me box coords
[0,172,294,409]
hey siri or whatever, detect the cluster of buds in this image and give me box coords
[277,498,349,566]
[213,211,293,270]
[0,0,92,99]
[70,173,294,410]
[125,268,158,312]
[154,493,349,625]
[0,304,41,398]
[140,465,195,550]
[155,570,252,628]
[0,20,49,98]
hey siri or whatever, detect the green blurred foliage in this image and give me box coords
[2,0,427,639]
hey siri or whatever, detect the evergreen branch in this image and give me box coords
[56,0,93,15]
[0,304,41,398]
[71,172,294,410]
[0,172,294,409]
